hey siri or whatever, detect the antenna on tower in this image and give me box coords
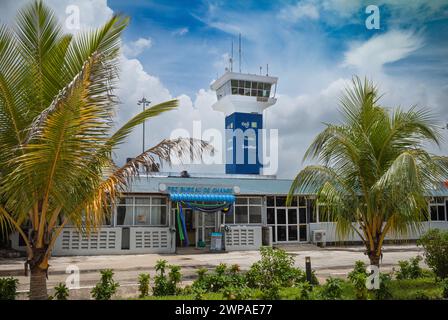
[238,33,242,73]
[266,64,269,76]
[230,40,234,72]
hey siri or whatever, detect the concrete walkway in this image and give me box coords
[0,244,424,299]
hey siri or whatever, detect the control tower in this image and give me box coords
[211,71,278,175]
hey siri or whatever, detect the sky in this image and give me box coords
[1,0,448,178]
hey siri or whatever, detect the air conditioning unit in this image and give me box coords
[312,230,326,247]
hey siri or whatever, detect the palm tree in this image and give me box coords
[288,76,448,266]
[0,1,208,299]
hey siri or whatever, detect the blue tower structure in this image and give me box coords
[211,71,278,175]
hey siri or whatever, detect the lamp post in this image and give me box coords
[137,97,151,153]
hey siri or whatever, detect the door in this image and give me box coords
[196,211,219,247]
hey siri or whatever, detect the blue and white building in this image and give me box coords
[10,70,448,255]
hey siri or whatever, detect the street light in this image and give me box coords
[137,97,151,153]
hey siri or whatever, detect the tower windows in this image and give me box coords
[217,80,273,99]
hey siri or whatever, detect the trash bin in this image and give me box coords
[210,232,223,251]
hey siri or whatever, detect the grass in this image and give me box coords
[388,278,443,300]
[133,276,444,300]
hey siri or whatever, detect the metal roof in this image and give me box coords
[128,175,326,196]
[125,174,448,197]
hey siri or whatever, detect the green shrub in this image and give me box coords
[192,264,246,293]
[348,261,368,300]
[222,285,251,300]
[396,256,423,280]
[54,283,69,300]
[413,290,431,300]
[91,269,119,300]
[246,247,305,291]
[260,281,281,300]
[192,286,206,300]
[167,265,182,295]
[372,273,393,300]
[441,279,448,299]
[0,277,19,300]
[320,277,343,300]
[138,273,150,298]
[418,229,448,280]
[152,260,182,296]
[295,281,313,300]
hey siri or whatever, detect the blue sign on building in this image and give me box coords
[225,112,263,174]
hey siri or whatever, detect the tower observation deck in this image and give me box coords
[210,71,278,175]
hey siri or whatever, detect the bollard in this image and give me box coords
[305,256,312,283]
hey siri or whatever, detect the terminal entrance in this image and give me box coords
[174,208,222,248]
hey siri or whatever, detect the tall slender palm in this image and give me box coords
[0,1,208,299]
[288,76,448,266]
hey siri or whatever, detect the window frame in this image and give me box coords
[115,195,169,227]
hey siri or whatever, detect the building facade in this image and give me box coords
[9,70,448,255]
[10,173,448,255]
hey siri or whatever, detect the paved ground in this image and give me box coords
[0,244,424,299]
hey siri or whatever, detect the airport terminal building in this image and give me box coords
[10,71,448,256]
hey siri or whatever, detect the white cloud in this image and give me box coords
[122,37,152,58]
[278,2,320,22]
[172,27,189,36]
[343,30,424,74]
[0,0,113,30]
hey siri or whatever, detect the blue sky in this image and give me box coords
[1,0,448,177]
[107,0,448,98]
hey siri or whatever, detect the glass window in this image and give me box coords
[249,197,262,205]
[205,212,215,226]
[235,206,248,223]
[238,88,244,95]
[152,197,166,205]
[245,81,251,88]
[238,80,245,87]
[430,205,445,221]
[267,196,275,207]
[231,87,238,94]
[267,208,275,224]
[118,197,133,205]
[251,89,257,96]
[231,80,238,87]
[251,82,258,89]
[236,197,248,205]
[288,209,297,224]
[151,206,166,225]
[225,209,235,224]
[244,88,250,96]
[249,206,262,223]
[288,226,298,241]
[263,83,271,90]
[135,206,150,225]
[298,197,306,207]
[117,206,133,225]
[277,209,286,224]
[257,82,264,89]
[299,225,307,241]
[277,226,286,241]
[299,208,307,223]
[135,197,151,205]
[439,206,446,221]
[276,196,286,207]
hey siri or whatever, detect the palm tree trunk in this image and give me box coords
[368,253,381,267]
[29,265,48,300]
[28,246,49,300]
